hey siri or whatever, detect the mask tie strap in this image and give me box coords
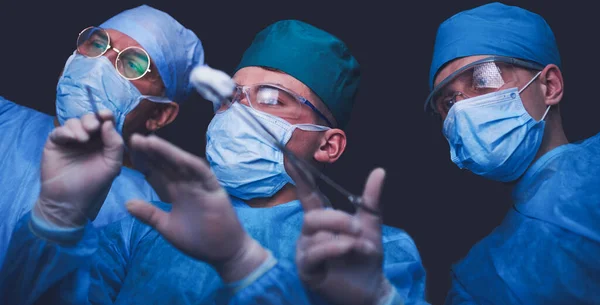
[518,70,551,121]
[519,71,543,94]
[541,105,551,121]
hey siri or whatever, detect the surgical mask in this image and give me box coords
[56,52,168,134]
[443,73,550,182]
[206,103,329,200]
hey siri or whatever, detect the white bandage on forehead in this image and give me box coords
[473,62,505,89]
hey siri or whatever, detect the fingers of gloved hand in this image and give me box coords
[97,109,115,122]
[64,118,89,142]
[145,166,176,200]
[126,199,171,235]
[302,210,361,237]
[357,168,386,227]
[129,134,177,178]
[128,134,166,178]
[129,135,186,182]
[351,238,379,257]
[100,120,124,160]
[130,134,220,190]
[298,234,367,274]
[81,113,101,133]
[301,190,330,214]
[299,231,345,250]
[49,126,77,145]
[129,149,173,191]
[80,111,116,136]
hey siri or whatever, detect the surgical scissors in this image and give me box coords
[86,86,104,123]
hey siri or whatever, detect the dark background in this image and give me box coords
[1,1,598,304]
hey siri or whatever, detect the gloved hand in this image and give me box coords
[126,134,268,282]
[34,111,124,228]
[292,166,395,305]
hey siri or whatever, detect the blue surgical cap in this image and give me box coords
[101,5,204,103]
[429,2,561,90]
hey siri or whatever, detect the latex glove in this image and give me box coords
[126,134,268,282]
[34,111,124,228]
[292,166,394,305]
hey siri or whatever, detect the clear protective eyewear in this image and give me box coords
[77,26,152,80]
[424,56,545,117]
[217,83,333,128]
[206,83,378,216]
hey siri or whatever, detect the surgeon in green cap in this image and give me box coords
[0,20,427,305]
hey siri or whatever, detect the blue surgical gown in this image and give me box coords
[1,198,428,305]
[0,97,160,268]
[445,132,600,305]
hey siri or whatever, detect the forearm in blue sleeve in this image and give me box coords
[0,211,98,305]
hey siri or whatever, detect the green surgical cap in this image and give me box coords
[235,20,360,128]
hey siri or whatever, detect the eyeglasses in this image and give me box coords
[77,26,152,80]
[217,83,333,128]
[203,83,378,216]
[424,56,545,117]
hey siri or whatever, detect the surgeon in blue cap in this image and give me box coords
[0,1,203,296]
[0,19,427,305]
[425,2,600,304]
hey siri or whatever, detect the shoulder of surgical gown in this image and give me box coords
[445,132,600,305]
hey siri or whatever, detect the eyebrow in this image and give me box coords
[270,82,288,89]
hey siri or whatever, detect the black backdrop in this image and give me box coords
[1,1,598,303]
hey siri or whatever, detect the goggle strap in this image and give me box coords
[294,124,330,132]
[142,96,171,104]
